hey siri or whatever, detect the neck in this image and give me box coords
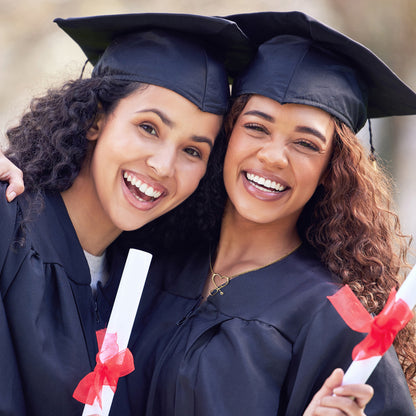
[61,171,122,256]
[213,200,301,277]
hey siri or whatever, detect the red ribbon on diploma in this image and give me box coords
[328,285,413,361]
[73,329,135,408]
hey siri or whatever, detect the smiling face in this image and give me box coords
[84,84,222,234]
[223,95,334,230]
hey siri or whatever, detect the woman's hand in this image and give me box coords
[0,152,24,202]
[304,368,374,415]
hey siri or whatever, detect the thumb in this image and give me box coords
[303,368,344,416]
[0,153,24,202]
[6,179,25,202]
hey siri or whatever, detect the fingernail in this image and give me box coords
[7,191,16,202]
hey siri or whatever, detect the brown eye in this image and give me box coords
[140,123,158,136]
[184,147,202,159]
[296,140,319,151]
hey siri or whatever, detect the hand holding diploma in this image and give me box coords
[303,369,373,416]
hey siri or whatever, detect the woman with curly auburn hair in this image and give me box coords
[0,12,254,416]
[98,12,416,416]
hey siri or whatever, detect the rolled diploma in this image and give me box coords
[82,249,153,416]
[342,264,416,385]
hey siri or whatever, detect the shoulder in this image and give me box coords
[269,245,344,338]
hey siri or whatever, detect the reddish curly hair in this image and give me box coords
[306,120,416,394]
[226,94,416,396]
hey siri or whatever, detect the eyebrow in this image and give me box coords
[136,108,174,128]
[136,108,213,150]
[192,136,214,151]
[243,110,327,143]
[295,126,327,143]
[243,110,275,123]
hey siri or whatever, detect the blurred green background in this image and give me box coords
[1,0,416,252]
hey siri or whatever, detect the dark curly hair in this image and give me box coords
[127,93,416,395]
[5,73,145,219]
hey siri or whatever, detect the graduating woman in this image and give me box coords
[0,12,252,415]
[101,11,415,416]
[0,11,405,416]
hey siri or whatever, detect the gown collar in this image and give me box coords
[162,243,338,319]
[25,191,91,285]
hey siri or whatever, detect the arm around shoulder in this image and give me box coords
[0,152,24,202]
[0,182,19,277]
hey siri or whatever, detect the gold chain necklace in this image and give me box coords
[208,243,302,297]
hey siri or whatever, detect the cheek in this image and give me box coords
[222,151,236,192]
[299,160,330,193]
[177,163,207,197]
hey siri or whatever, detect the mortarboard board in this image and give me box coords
[54,13,254,115]
[226,11,416,132]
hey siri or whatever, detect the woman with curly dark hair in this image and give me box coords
[100,12,416,416]
[0,12,254,416]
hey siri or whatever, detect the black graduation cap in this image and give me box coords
[54,13,254,115]
[226,11,416,132]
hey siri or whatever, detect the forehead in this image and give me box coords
[243,95,335,134]
[115,84,223,134]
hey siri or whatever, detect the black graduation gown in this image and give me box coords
[0,183,123,415]
[120,242,416,416]
[2,180,414,415]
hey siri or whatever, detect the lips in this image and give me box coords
[123,171,165,202]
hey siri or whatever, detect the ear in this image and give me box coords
[86,111,106,142]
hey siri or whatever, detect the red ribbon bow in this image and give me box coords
[73,329,135,408]
[328,285,413,361]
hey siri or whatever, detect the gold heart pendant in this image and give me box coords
[210,272,230,296]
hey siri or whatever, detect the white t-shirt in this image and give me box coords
[84,250,109,295]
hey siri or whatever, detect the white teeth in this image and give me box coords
[139,183,148,193]
[124,173,162,199]
[145,187,157,197]
[246,172,286,192]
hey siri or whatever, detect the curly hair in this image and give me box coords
[299,119,416,394]
[137,92,416,394]
[5,74,144,219]
[225,94,416,395]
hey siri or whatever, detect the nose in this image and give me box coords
[257,141,288,168]
[146,145,176,178]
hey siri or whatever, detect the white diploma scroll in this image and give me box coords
[342,264,416,385]
[82,249,152,416]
